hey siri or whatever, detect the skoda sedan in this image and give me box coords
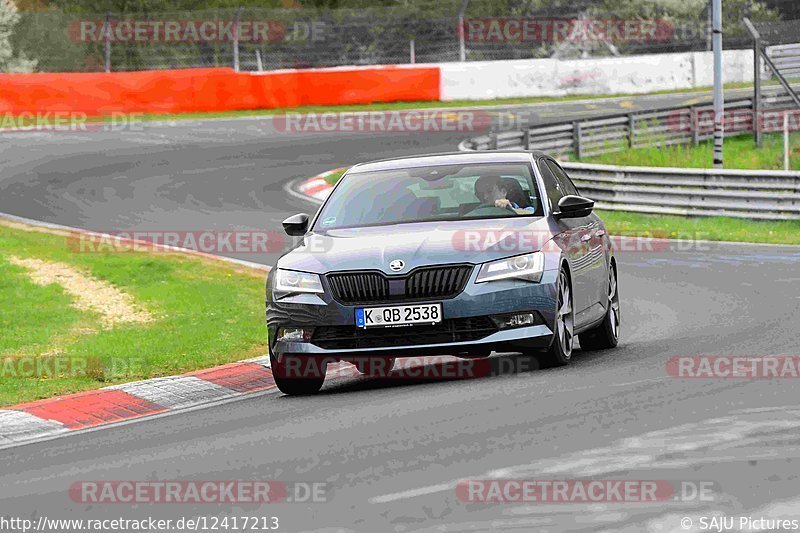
[266,151,620,394]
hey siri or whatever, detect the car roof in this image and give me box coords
[347,151,549,174]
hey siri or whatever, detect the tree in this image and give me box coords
[0,0,36,72]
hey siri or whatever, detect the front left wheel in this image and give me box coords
[270,351,326,396]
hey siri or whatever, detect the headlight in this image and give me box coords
[275,269,324,294]
[475,252,545,283]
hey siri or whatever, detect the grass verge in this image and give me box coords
[583,132,800,171]
[323,168,348,185]
[597,210,800,245]
[0,221,268,407]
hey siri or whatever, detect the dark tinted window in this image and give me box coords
[537,159,565,211]
[546,160,580,196]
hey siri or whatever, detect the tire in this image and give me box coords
[353,357,396,377]
[540,268,575,367]
[579,262,620,351]
[270,350,326,396]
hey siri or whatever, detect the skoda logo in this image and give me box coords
[389,259,405,272]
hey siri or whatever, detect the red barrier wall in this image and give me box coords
[0,66,441,116]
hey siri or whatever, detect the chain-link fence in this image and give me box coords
[9,0,800,73]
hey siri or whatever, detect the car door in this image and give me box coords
[537,158,594,319]
[547,159,607,319]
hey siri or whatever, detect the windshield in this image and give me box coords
[313,163,543,231]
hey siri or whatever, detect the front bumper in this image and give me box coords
[266,267,559,359]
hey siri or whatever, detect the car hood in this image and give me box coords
[277,217,556,275]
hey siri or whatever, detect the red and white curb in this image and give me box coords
[0,357,271,448]
[0,357,365,448]
[289,168,341,204]
[0,352,476,448]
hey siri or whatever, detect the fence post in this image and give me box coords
[523,129,531,150]
[233,7,243,72]
[690,106,700,146]
[457,0,470,62]
[256,50,264,72]
[573,122,583,159]
[627,113,635,148]
[744,18,763,147]
[784,112,790,171]
[490,132,498,150]
[410,39,415,64]
[104,11,112,73]
[754,36,763,147]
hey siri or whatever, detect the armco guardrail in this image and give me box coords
[561,162,800,220]
[459,95,799,156]
[459,93,800,220]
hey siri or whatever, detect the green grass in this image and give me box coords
[597,210,800,245]
[583,132,800,171]
[0,258,83,356]
[323,168,348,185]
[0,222,268,407]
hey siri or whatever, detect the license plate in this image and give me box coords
[356,303,442,328]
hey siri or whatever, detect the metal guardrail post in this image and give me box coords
[573,122,583,159]
[233,7,243,72]
[457,0,470,62]
[745,18,763,147]
[103,12,112,73]
[627,114,635,148]
[690,106,699,146]
[490,132,498,150]
[523,129,531,150]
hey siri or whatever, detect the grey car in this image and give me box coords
[266,151,620,395]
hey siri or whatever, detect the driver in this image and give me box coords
[474,175,535,214]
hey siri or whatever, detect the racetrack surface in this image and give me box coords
[2,88,800,532]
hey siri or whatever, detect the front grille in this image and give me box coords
[327,272,389,303]
[327,265,473,305]
[311,316,498,350]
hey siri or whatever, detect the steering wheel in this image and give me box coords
[466,204,516,217]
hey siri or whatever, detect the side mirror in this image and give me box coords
[555,195,594,219]
[282,213,310,236]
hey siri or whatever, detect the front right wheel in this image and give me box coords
[540,268,574,367]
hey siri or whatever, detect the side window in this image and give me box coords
[546,160,580,196]
[537,159,564,212]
